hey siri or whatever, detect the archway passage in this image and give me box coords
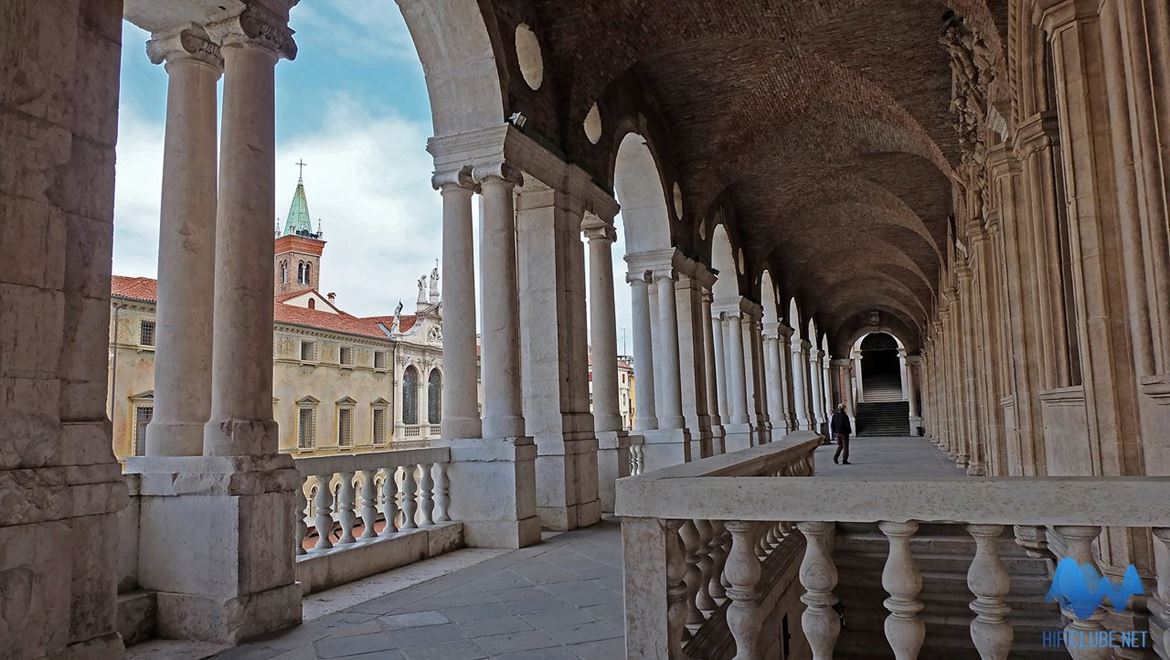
[859,332,903,402]
[855,332,910,437]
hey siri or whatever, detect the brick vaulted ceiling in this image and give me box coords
[489,0,1008,347]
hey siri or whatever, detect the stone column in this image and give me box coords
[131,7,303,644]
[853,349,866,403]
[722,309,752,451]
[701,291,726,453]
[898,348,910,401]
[763,323,787,440]
[810,349,826,433]
[628,273,658,431]
[434,169,481,440]
[777,324,796,432]
[447,162,540,548]
[744,311,770,444]
[829,358,854,430]
[652,269,686,432]
[907,355,922,435]
[791,340,811,431]
[711,309,730,433]
[583,216,628,514]
[143,29,222,457]
[675,265,711,458]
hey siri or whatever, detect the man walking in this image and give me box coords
[830,403,852,465]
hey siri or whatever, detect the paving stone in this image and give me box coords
[472,630,561,655]
[456,614,535,638]
[211,645,283,660]
[314,632,398,659]
[378,611,450,630]
[491,648,577,660]
[440,602,518,623]
[400,640,486,660]
[387,623,468,648]
[500,596,579,616]
[519,608,597,631]
[568,636,626,660]
[488,586,548,602]
[543,620,622,646]
[317,621,385,639]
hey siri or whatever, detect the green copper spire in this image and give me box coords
[283,160,315,236]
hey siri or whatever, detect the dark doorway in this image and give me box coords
[860,333,902,402]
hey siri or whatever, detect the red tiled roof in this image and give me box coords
[111,276,158,303]
[111,275,413,341]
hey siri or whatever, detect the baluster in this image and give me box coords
[1052,526,1110,660]
[359,469,378,540]
[399,465,418,529]
[879,521,925,659]
[661,519,691,658]
[337,471,356,544]
[966,524,1012,659]
[679,520,705,631]
[693,519,716,613]
[708,520,729,602]
[417,463,435,526]
[379,467,399,536]
[725,521,763,659]
[797,521,840,660]
[294,480,308,556]
[1151,528,1170,657]
[432,462,450,522]
[313,474,334,550]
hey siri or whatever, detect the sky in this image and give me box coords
[114,1,635,349]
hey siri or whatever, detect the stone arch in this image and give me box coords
[614,132,673,254]
[396,0,506,136]
[710,223,738,303]
[759,270,780,325]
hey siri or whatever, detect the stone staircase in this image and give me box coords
[832,522,1066,659]
[855,401,910,436]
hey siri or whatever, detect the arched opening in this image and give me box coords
[857,332,903,400]
[427,369,442,425]
[614,133,672,254]
[402,365,419,426]
[710,224,738,303]
[304,262,312,287]
[307,298,315,310]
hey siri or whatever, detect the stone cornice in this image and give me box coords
[1014,111,1060,157]
[427,124,620,220]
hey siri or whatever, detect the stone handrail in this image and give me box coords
[618,439,1170,659]
[293,446,451,556]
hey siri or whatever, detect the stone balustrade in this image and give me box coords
[617,438,1170,659]
[292,446,460,594]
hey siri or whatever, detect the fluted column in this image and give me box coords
[478,166,525,440]
[435,170,480,440]
[628,273,658,431]
[144,29,222,457]
[725,313,750,426]
[791,340,811,430]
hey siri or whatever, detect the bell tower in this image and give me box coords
[275,160,326,296]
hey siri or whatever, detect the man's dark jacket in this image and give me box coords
[830,410,852,436]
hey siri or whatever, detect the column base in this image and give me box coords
[909,415,923,436]
[533,431,601,532]
[639,427,692,471]
[723,423,754,453]
[708,423,727,455]
[124,453,302,644]
[966,461,984,476]
[597,430,631,513]
[445,437,541,549]
[144,420,205,457]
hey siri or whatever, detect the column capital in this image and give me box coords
[431,165,474,191]
[625,270,650,286]
[581,213,617,243]
[147,26,223,70]
[208,3,297,60]
[690,261,717,290]
[472,160,524,188]
[776,323,794,340]
[1013,111,1060,158]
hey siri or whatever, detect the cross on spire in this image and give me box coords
[295,158,308,182]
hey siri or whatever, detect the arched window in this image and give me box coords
[297,262,305,284]
[427,369,442,424]
[402,366,419,425]
[308,298,316,310]
[279,261,288,284]
[304,262,312,286]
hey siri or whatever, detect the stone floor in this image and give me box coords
[131,434,962,659]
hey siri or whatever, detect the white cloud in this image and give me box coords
[291,1,418,64]
[112,94,443,320]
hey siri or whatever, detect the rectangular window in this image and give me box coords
[340,346,354,366]
[374,351,387,370]
[139,320,156,347]
[133,405,153,456]
[337,408,353,446]
[298,408,316,449]
[300,341,317,362]
[373,408,387,444]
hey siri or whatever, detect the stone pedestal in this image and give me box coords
[639,428,692,473]
[125,454,302,643]
[444,438,542,548]
[596,430,631,513]
[722,423,755,453]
